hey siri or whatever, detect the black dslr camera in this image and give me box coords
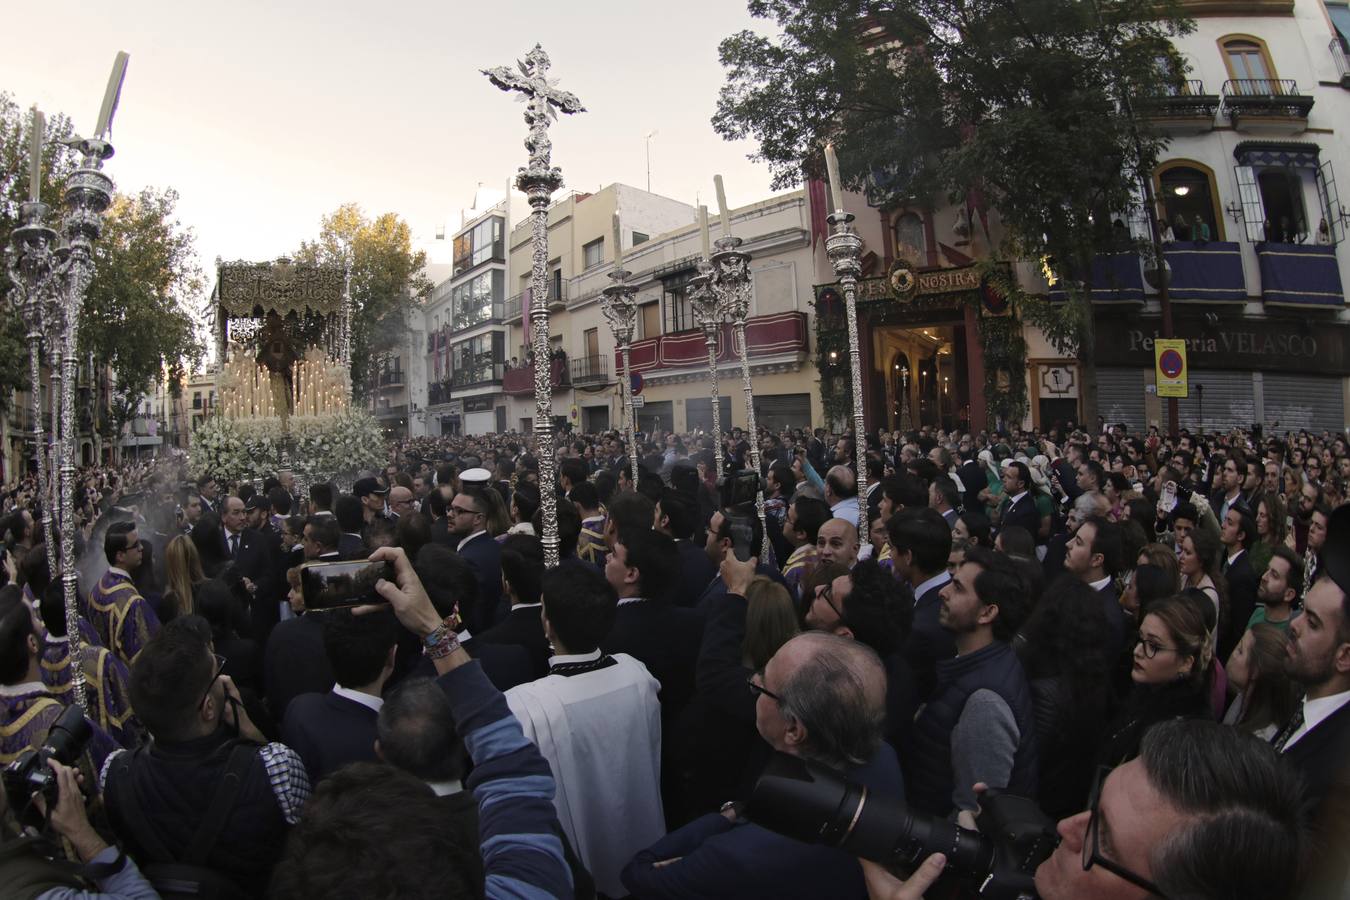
[2,704,91,824]
[718,470,761,562]
[749,753,1057,899]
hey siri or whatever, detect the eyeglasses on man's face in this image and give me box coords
[747,670,782,704]
[199,653,227,710]
[1082,766,1168,897]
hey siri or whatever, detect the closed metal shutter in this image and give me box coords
[1262,373,1344,434]
[686,397,732,434]
[637,400,673,434]
[1096,369,1147,433]
[1180,370,1255,433]
[753,394,812,431]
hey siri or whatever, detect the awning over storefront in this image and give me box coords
[1257,242,1345,307]
[1164,241,1247,302]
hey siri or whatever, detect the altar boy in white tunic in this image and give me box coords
[505,560,664,899]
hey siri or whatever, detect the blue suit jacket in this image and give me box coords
[902,579,958,704]
[456,532,503,631]
[281,690,380,782]
[622,744,904,900]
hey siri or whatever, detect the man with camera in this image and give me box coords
[623,617,903,900]
[101,618,311,896]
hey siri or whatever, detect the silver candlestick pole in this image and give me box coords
[484,45,584,569]
[689,259,725,475]
[600,267,641,493]
[710,234,771,562]
[825,208,869,535]
[5,202,61,580]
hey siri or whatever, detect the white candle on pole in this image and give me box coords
[825,143,844,214]
[612,213,624,268]
[714,175,731,236]
[28,107,43,202]
[699,205,711,258]
[94,52,130,139]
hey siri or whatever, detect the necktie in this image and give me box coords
[1271,705,1305,753]
[229,534,239,560]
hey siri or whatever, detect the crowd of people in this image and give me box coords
[0,418,1347,898]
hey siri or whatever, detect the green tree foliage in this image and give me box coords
[3,92,201,429]
[714,0,1194,423]
[80,187,204,434]
[295,203,430,400]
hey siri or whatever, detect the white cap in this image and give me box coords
[460,467,492,486]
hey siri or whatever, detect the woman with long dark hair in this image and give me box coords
[1223,623,1300,740]
[1096,594,1214,767]
[1017,576,1114,819]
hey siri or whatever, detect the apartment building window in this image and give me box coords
[192,391,202,410]
[583,238,604,270]
[1220,36,1275,86]
[662,272,695,334]
[1157,162,1222,241]
[454,216,505,275]
[450,332,504,386]
[450,270,504,330]
[632,231,649,246]
[640,302,660,340]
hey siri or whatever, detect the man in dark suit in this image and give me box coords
[448,489,502,632]
[221,495,282,640]
[1219,506,1260,662]
[890,507,955,704]
[472,535,550,679]
[1277,504,1350,832]
[995,461,1041,543]
[603,528,703,718]
[282,608,398,782]
[263,602,334,721]
[654,488,716,608]
[196,474,219,516]
[334,494,370,561]
[1062,515,1128,664]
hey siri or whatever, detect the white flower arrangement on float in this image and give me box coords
[191,409,384,483]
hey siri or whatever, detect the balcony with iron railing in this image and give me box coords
[621,311,809,378]
[1333,38,1350,89]
[1137,79,1220,133]
[1220,79,1314,132]
[502,357,572,395]
[504,282,569,324]
[377,368,405,389]
[570,354,611,386]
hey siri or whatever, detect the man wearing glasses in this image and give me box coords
[449,489,502,632]
[102,619,311,896]
[861,719,1304,900]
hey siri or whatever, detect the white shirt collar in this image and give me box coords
[1227,549,1244,567]
[512,602,543,611]
[457,530,487,551]
[913,571,950,600]
[426,779,464,797]
[107,566,132,581]
[1007,490,1028,505]
[548,648,603,667]
[1284,687,1350,751]
[618,596,649,607]
[1088,575,1113,592]
[332,685,384,713]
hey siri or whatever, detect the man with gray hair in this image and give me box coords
[622,631,903,899]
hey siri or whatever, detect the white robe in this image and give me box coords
[506,653,665,899]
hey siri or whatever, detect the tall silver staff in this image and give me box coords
[823,145,869,534]
[710,177,770,562]
[484,45,584,569]
[689,256,724,476]
[600,218,641,492]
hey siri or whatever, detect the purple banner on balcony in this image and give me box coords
[1257,242,1345,307]
[1048,252,1144,303]
[1165,241,1246,303]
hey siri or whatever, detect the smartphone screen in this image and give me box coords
[300,560,393,611]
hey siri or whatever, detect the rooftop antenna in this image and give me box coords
[644,130,658,192]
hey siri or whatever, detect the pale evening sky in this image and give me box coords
[4,0,785,311]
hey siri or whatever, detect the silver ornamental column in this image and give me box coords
[4,200,60,580]
[600,267,640,492]
[823,146,869,535]
[484,45,585,568]
[689,259,725,475]
[710,234,771,562]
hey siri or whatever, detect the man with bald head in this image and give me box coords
[386,485,414,521]
[824,465,864,524]
[623,631,903,899]
[816,517,859,570]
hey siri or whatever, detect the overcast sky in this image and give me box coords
[4,0,785,300]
